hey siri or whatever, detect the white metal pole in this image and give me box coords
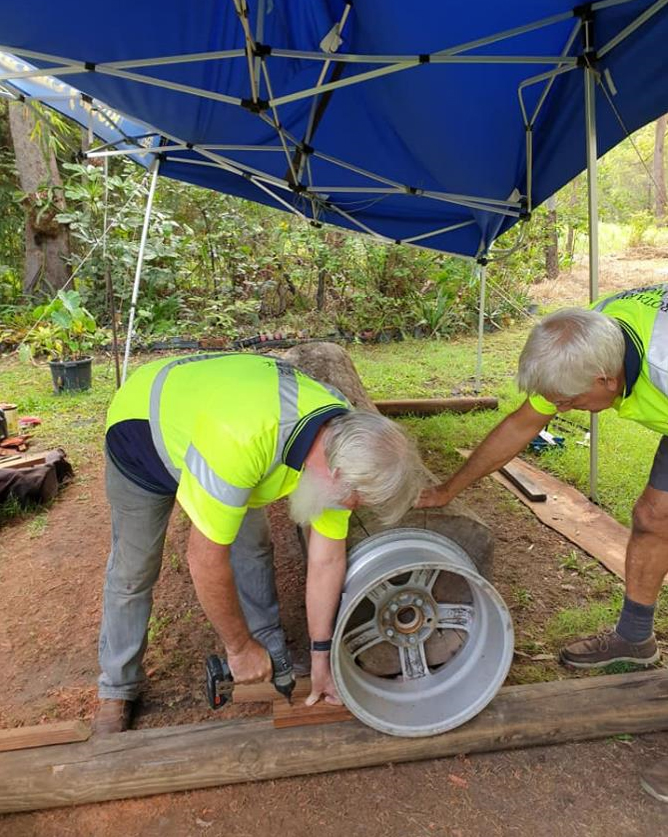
[121,158,160,383]
[584,44,599,501]
[475,261,487,391]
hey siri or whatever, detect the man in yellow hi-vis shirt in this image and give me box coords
[418,283,668,801]
[94,353,424,735]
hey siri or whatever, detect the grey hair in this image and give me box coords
[517,308,625,398]
[323,410,426,525]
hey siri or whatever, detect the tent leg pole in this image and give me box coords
[121,159,160,384]
[584,59,599,502]
[475,261,487,392]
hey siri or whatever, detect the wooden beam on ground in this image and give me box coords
[273,698,353,728]
[458,450,631,580]
[0,721,90,753]
[2,671,668,813]
[375,397,498,417]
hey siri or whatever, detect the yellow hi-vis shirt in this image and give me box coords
[529,284,668,435]
[106,353,351,544]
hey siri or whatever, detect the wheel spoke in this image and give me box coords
[436,603,474,632]
[365,579,394,606]
[399,641,430,680]
[407,567,440,591]
[342,618,384,659]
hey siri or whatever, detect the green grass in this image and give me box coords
[545,590,624,646]
[27,511,49,538]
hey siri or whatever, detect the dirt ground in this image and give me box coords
[4,253,668,834]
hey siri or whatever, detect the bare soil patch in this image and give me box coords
[530,252,668,308]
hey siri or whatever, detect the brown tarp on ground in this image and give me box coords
[0,449,73,507]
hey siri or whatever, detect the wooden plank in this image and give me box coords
[499,461,547,502]
[0,721,90,753]
[2,671,668,813]
[375,397,498,417]
[233,678,311,704]
[273,699,353,728]
[0,452,46,470]
[458,449,629,580]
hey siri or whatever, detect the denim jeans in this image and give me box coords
[98,455,286,700]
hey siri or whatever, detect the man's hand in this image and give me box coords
[306,652,342,706]
[226,637,273,685]
[415,484,451,509]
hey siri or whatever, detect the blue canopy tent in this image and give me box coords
[1,0,668,495]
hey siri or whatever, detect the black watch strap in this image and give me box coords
[310,639,333,652]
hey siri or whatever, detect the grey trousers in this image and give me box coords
[98,455,286,700]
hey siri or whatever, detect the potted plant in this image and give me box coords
[39,290,98,393]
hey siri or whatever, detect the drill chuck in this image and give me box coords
[270,652,296,704]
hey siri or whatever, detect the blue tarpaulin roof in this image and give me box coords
[1,0,667,257]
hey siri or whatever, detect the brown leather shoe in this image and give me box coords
[560,629,659,669]
[92,698,135,735]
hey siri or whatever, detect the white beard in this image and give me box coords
[288,467,343,526]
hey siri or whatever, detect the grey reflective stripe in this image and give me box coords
[648,289,668,396]
[594,283,668,312]
[320,379,349,405]
[149,353,234,482]
[270,361,300,473]
[184,444,251,508]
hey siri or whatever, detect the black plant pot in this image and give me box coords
[49,357,93,393]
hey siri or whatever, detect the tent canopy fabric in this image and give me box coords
[1,0,668,257]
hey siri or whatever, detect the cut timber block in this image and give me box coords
[273,699,353,729]
[498,460,547,502]
[0,452,46,470]
[0,721,90,753]
[232,678,311,704]
[2,671,668,813]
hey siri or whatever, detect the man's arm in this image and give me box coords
[187,526,272,684]
[417,399,553,508]
[304,528,347,706]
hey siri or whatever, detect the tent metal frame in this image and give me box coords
[1,0,665,493]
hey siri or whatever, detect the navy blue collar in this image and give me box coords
[283,406,349,470]
[617,320,642,397]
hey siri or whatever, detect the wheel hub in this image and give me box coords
[379,589,436,644]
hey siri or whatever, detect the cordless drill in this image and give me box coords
[205,650,295,709]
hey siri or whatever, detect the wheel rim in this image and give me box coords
[332,528,514,737]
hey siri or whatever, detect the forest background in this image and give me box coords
[0,102,666,355]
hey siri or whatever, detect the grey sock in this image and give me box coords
[615,596,655,643]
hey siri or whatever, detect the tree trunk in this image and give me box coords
[654,114,667,223]
[544,194,559,282]
[8,102,70,294]
[565,177,579,262]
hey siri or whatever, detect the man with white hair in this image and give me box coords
[418,283,668,800]
[94,352,424,734]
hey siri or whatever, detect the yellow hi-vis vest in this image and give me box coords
[106,353,351,544]
[530,284,668,435]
